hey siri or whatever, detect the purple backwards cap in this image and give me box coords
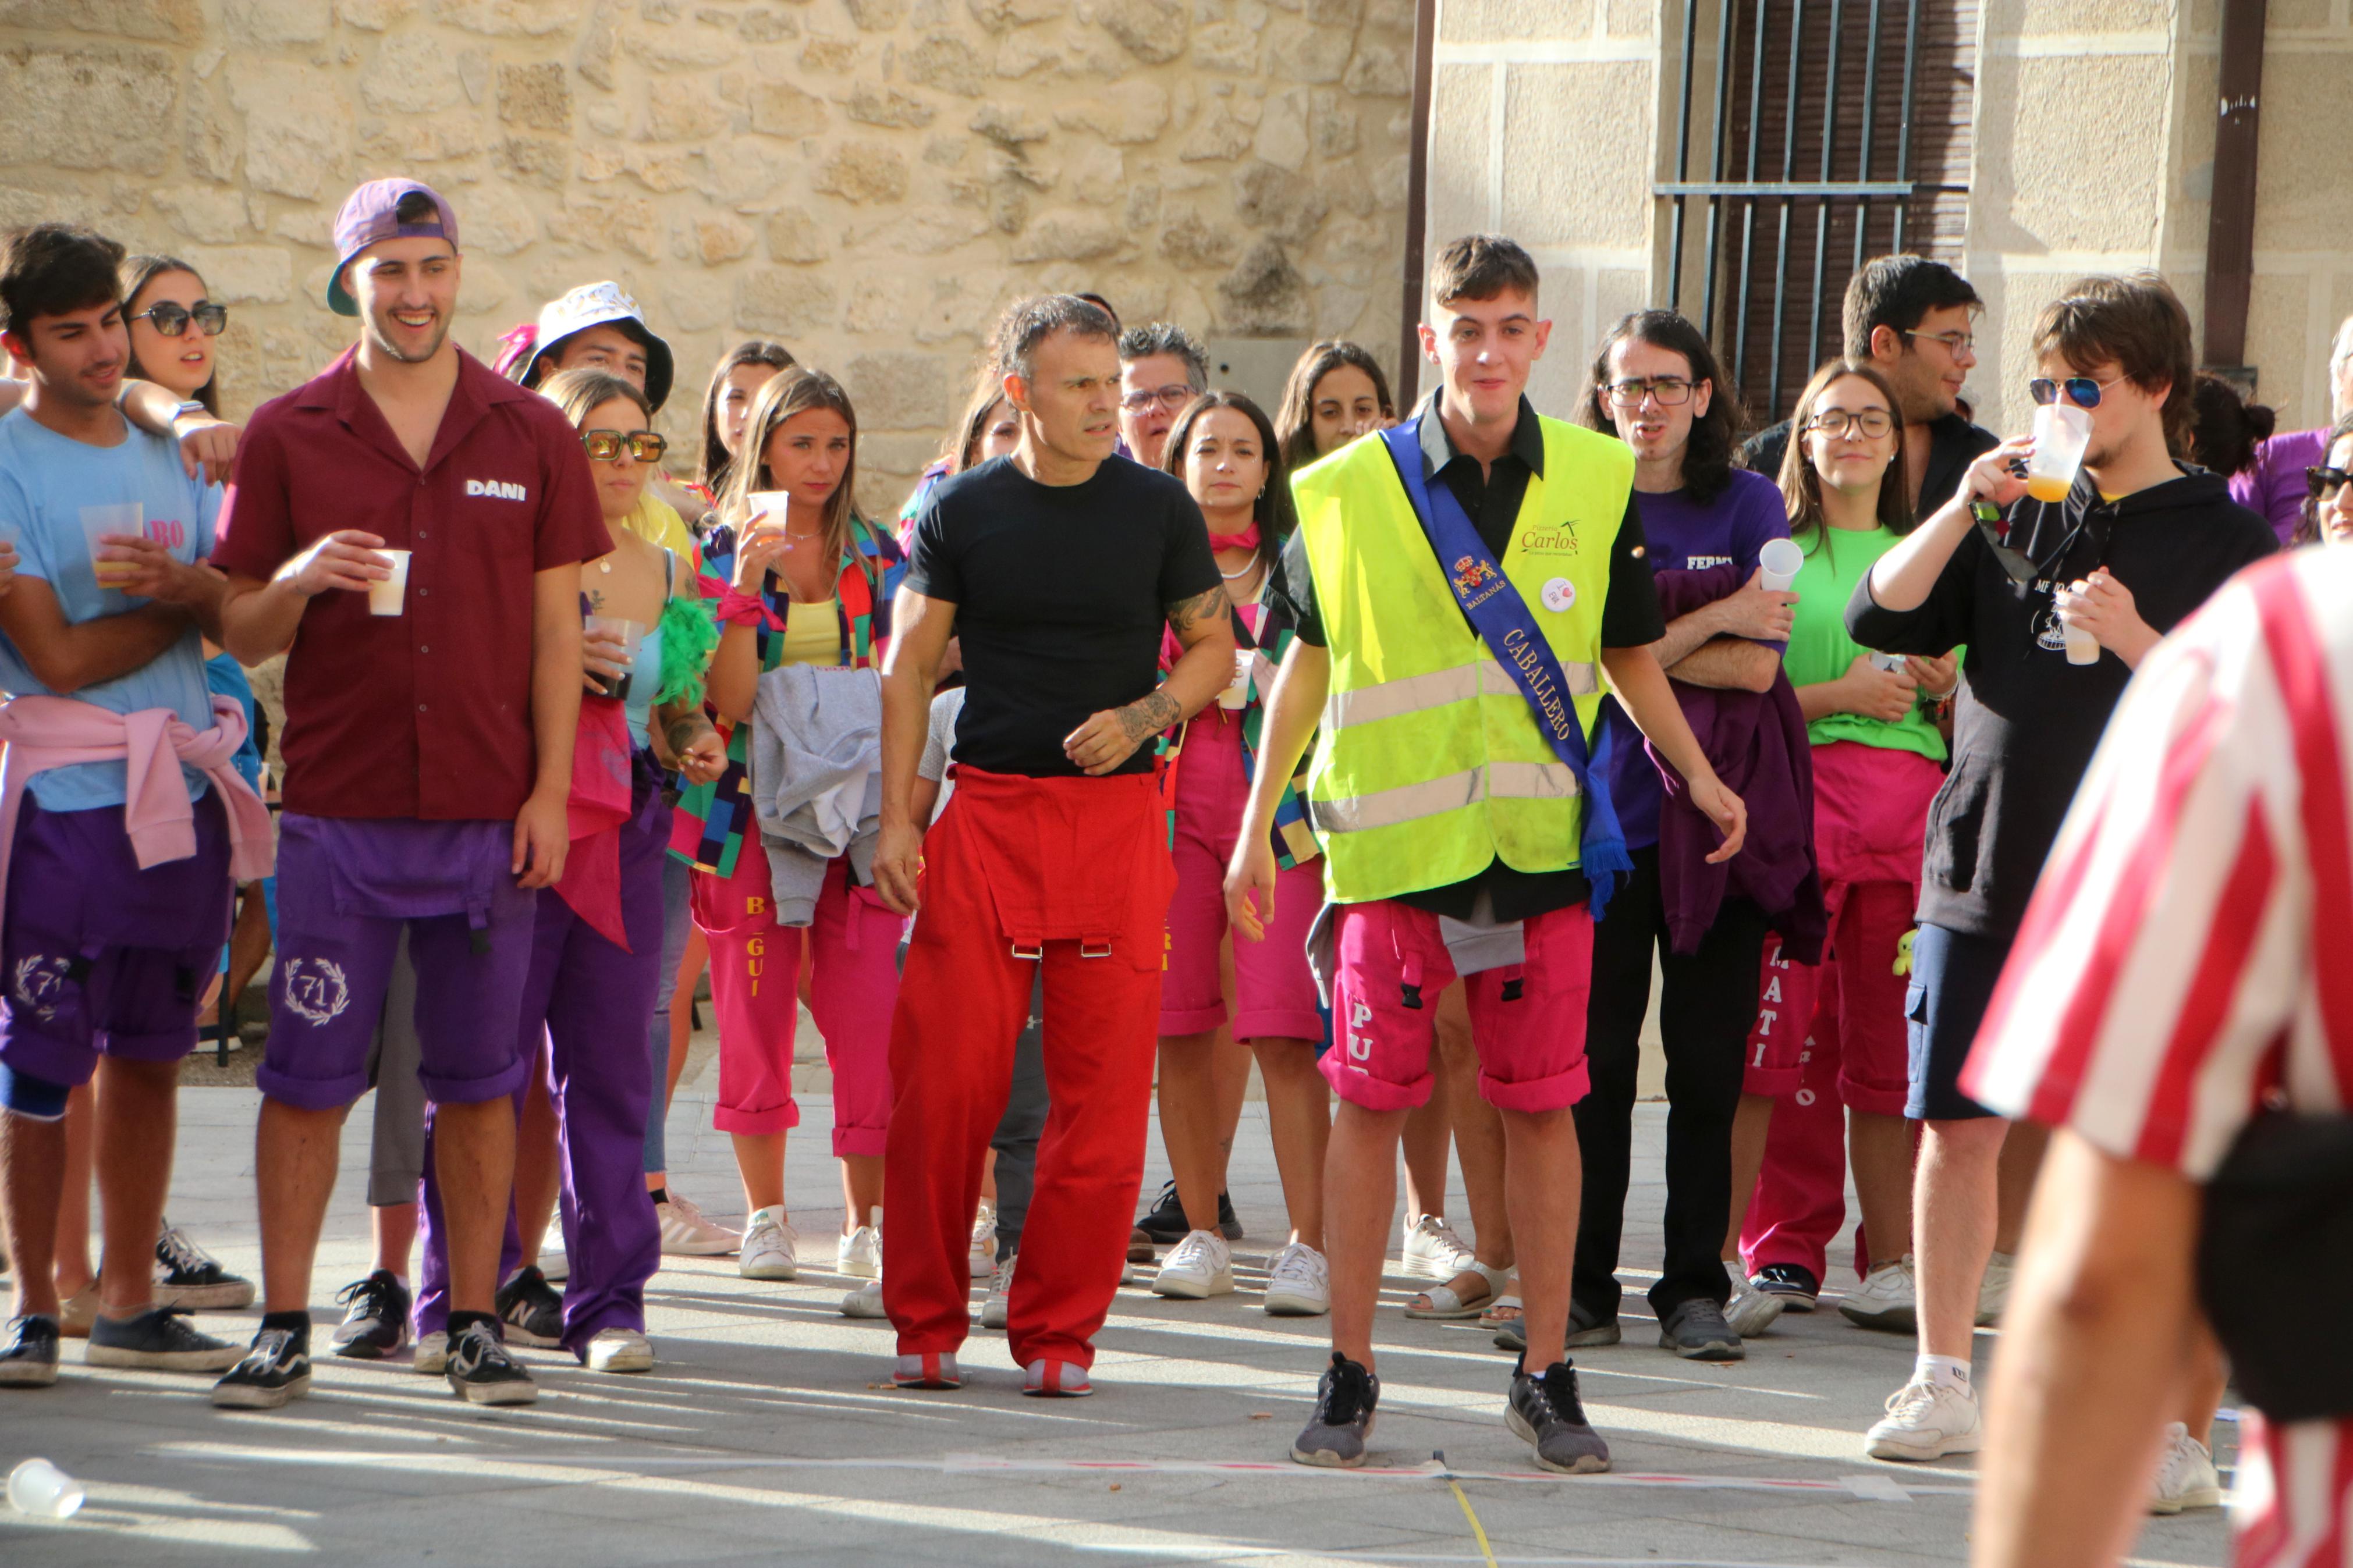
[327,178,459,317]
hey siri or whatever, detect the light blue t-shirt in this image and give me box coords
[0,407,219,811]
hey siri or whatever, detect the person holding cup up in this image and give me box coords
[1844,273,2275,1473]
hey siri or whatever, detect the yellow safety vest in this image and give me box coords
[1291,415,1631,905]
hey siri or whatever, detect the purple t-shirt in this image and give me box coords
[2230,426,2327,547]
[1600,466,1790,849]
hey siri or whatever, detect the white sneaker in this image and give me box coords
[1975,1251,2014,1326]
[981,1254,1014,1329]
[656,1193,737,1257]
[538,1249,569,1283]
[1723,1263,1786,1338]
[585,1327,654,1373]
[1839,1255,1919,1332]
[739,1207,799,1280]
[1865,1374,1982,1462]
[840,1279,886,1320]
[1152,1229,1235,1299]
[1263,1242,1331,1317]
[1402,1213,1475,1281]
[413,1331,448,1375]
[970,1203,998,1274]
[2149,1421,2224,1513]
[837,1223,881,1281]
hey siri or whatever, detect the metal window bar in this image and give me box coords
[1659,0,1971,422]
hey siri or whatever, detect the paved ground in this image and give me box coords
[5,1076,2230,1567]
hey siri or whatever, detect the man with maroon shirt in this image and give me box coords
[204,180,609,1410]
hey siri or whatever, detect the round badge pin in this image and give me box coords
[1541,577,1576,613]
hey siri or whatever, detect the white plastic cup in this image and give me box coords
[8,1457,85,1520]
[1216,648,1253,710]
[2061,617,2099,665]
[1871,652,1907,673]
[80,502,142,589]
[1758,537,1804,593]
[2026,403,2093,504]
[367,549,412,616]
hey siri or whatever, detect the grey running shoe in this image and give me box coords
[1564,1299,1621,1349]
[446,1320,538,1405]
[1507,1359,1611,1474]
[0,1314,60,1387]
[1291,1352,1379,1468]
[211,1325,311,1409]
[331,1270,413,1359]
[86,1307,244,1373]
[1658,1297,1744,1361]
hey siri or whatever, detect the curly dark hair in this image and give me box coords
[1573,309,1745,504]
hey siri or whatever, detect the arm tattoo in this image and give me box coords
[1164,585,1231,637]
[1117,688,1182,741]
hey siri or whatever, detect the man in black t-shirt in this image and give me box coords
[872,294,1234,1398]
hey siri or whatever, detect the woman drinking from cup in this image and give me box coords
[686,368,906,1285]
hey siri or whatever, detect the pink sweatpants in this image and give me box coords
[691,848,900,1154]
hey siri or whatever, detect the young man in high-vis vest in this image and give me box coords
[1227,235,1749,1473]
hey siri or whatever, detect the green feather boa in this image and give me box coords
[654,592,719,707]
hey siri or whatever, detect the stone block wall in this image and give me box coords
[0,0,1414,513]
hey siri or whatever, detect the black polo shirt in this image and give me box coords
[1279,390,1663,919]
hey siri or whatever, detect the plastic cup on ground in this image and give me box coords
[80,503,141,589]
[585,615,644,702]
[8,1458,85,1520]
[1758,537,1804,593]
[2026,403,2093,504]
[367,549,412,616]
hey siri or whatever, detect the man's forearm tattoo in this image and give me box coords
[1164,585,1232,635]
[1119,688,1182,741]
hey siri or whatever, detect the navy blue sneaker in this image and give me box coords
[86,1307,243,1373]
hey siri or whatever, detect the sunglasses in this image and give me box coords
[2027,371,2129,410]
[2308,466,2351,503]
[581,429,667,464]
[131,300,228,337]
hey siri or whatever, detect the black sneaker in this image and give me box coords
[211,1325,312,1409]
[0,1314,60,1387]
[155,1221,255,1311]
[86,1307,244,1373]
[1134,1181,1244,1245]
[494,1265,565,1349]
[1290,1352,1379,1467]
[1657,1297,1743,1361]
[1751,1263,1820,1311]
[331,1271,413,1360]
[1507,1359,1611,1474]
[446,1320,538,1406]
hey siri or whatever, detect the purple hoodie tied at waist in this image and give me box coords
[1643,561,1824,963]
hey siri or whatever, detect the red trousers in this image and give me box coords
[881,767,1175,1371]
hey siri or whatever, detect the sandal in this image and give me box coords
[1403,1261,1509,1320]
[1479,1292,1522,1331]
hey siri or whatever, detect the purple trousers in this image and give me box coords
[417,757,670,1356]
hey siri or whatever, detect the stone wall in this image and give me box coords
[0,0,1415,512]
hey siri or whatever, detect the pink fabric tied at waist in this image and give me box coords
[0,694,275,916]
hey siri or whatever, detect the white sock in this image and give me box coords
[1916,1353,1974,1396]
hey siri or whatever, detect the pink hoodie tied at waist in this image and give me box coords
[0,695,275,913]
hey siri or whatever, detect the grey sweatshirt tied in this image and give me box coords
[748,664,882,926]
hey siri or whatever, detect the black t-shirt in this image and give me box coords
[1278,393,1666,919]
[906,454,1221,778]
[1847,466,2276,938]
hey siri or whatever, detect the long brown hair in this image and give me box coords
[939,361,1014,475]
[1779,359,1911,557]
[1162,390,1293,577]
[723,367,877,598]
[1573,309,1745,504]
[1274,340,1394,472]
[119,254,218,415]
[696,339,797,493]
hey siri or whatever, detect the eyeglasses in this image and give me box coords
[1120,384,1196,414]
[2307,466,2351,503]
[2028,371,2130,410]
[1605,376,1696,407]
[1806,407,1895,439]
[581,429,667,463]
[131,300,228,337]
[1902,329,1975,355]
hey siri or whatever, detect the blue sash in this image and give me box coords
[1378,420,1632,918]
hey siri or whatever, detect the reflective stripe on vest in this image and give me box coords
[1321,656,1601,734]
[1310,759,1580,835]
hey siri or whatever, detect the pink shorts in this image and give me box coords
[1323,896,1593,1114]
[1161,713,1324,1042]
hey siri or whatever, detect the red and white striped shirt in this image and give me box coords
[1964,547,2353,1568]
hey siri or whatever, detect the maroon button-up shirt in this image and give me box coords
[212,346,611,821]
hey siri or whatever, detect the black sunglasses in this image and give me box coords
[132,300,228,337]
[581,429,667,464]
[2308,466,2351,503]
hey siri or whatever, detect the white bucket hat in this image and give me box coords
[521,281,675,411]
